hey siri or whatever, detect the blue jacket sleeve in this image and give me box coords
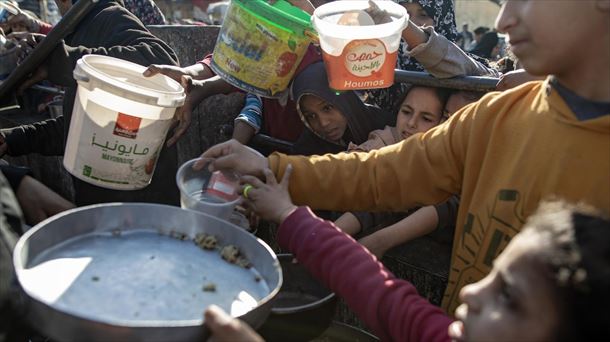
[234,93,263,133]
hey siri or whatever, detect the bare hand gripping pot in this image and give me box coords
[63,55,185,190]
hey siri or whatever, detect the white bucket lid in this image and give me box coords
[312,0,408,40]
[73,55,186,108]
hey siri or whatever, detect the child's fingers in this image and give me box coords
[239,175,264,189]
[263,168,277,186]
[280,164,293,189]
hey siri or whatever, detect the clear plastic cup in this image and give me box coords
[176,158,241,220]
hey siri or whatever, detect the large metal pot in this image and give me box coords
[12,203,282,342]
[257,254,337,342]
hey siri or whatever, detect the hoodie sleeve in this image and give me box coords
[278,207,453,342]
[1,116,65,156]
[409,27,500,78]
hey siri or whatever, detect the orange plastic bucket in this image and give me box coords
[312,1,408,91]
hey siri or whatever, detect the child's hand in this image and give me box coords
[239,165,297,225]
[365,0,393,25]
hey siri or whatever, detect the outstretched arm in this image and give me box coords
[238,165,452,342]
[359,205,438,258]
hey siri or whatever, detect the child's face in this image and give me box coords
[395,87,443,140]
[495,0,604,77]
[402,3,434,27]
[450,231,560,342]
[299,95,348,142]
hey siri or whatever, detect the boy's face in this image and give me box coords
[450,231,560,342]
[396,87,443,140]
[299,95,348,143]
[495,0,606,77]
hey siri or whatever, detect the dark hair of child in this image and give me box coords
[524,201,610,341]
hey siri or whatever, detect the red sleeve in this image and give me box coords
[38,22,53,35]
[198,54,213,68]
[278,207,453,342]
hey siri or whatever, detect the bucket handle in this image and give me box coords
[73,69,90,83]
[304,30,319,44]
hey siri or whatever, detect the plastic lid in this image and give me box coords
[235,0,313,37]
[73,55,186,108]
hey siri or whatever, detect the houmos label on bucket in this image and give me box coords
[211,0,310,97]
[66,101,168,189]
[322,38,396,91]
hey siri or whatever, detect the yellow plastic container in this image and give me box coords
[211,0,314,98]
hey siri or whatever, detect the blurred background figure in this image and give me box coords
[467,26,489,51]
[456,22,473,49]
[206,0,228,25]
[470,31,499,60]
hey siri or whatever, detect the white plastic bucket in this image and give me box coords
[312,1,408,91]
[63,55,185,190]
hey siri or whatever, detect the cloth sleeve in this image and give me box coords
[409,27,500,78]
[38,22,53,35]
[1,116,65,156]
[434,196,460,234]
[278,207,452,342]
[0,165,31,192]
[234,93,263,133]
[347,134,387,153]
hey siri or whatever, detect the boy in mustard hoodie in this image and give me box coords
[200,0,610,313]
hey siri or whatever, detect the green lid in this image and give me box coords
[234,0,313,37]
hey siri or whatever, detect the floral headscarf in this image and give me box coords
[367,0,459,111]
[123,0,166,25]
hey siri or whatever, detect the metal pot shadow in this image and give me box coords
[257,253,337,342]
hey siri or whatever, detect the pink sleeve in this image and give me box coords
[198,54,213,68]
[278,207,453,342]
[39,22,53,35]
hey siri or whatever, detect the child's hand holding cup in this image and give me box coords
[239,165,297,225]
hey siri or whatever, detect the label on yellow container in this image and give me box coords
[211,2,309,97]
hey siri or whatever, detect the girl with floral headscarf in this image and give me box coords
[366,0,498,111]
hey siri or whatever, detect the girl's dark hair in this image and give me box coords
[393,86,452,122]
[524,201,610,341]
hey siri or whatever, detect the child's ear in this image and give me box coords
[596,0,610,12]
